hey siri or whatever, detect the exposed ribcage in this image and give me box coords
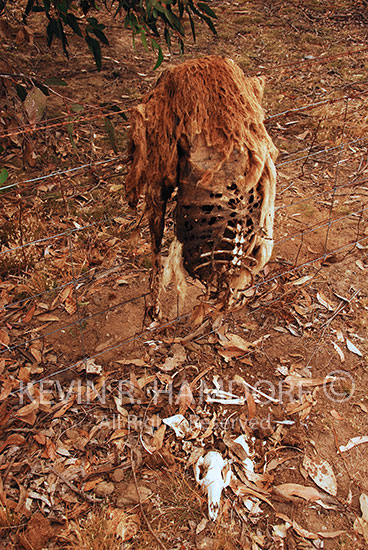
[175,141,266,302]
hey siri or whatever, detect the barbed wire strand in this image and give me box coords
[1,292,149,356]
[1,130,366,199]
[2,217,367,357]
[7,232,368,398]
[1,45,367,139]
[9,309,191,397]
[2,184,367,316]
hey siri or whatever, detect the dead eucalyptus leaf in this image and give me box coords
[346,339,362,357]
[302,455,337,496]
[24,87,47,123]
[273,483,325,502]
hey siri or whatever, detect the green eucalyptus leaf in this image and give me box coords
[16,84,27,102]
[197,2,218,19]
[44,77,68,86]
[86,34,102,71]
[66,13,83,37]
[104,118,118,153]
[0,168,9,185]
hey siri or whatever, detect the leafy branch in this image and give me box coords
[20,0,217,70]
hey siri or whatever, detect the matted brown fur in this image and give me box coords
[126,55,278,315]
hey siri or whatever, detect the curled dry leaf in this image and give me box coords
[15,401,39,425]
[291,275,313,286]
[0,433,26,453]
[273,483,325,502]
[292,520,318,540]
[160,343,186,372]
[317,291,335,311]
[273,522,291,539]
[150,423,166,451]
[220,332,252,353]
[332,342,345,362]
[353,493,368,542]
[178,381,194,414]
[302,455,337,496]
[318,530,347,539]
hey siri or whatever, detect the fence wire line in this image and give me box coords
[277,135,368,167]
[2,223,367,358]
[0,106,128,140]
[256,45,368,75]
[1,136,366,260]
[1,262,144,314]
[2,189,367,315]
[0,219,108,257]
[7,233,368,398]
[1,44,367,140]
[0,156,122,193]
[1,130,366,202]
[267,88,368,121]
[1,84,367,193]
[276,176,368,212]
[1,292,149,356]
[275,204,368,246]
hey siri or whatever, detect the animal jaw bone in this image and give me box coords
[194,451,232,521]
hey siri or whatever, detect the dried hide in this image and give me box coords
[125,55,278,316]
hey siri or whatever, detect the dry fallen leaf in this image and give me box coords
[302,455,337,496]
[23,304,36,323]
[160,344,186,372]
[291,275,313,286]
[318,529,347,538]
[0,434,26,453]
[317,291,335,310]
[332,342,345,362]
[273,483,325,502]
[346,339,362,357]
[292,520,318,540]
[221,333,251,352]
[15,401,39,425]
[151,423,166,451]
[354,493,368,542]
[178,381,194,414]
[330,409,344,420]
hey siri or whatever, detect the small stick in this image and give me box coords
[130,450,167,550]
[49,465,102,504]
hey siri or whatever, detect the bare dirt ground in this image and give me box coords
[1,1,368,549]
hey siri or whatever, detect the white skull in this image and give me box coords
[194,451,232,521]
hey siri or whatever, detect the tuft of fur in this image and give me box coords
[162,238,188,304]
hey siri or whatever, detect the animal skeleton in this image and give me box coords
[126,56,278,317]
